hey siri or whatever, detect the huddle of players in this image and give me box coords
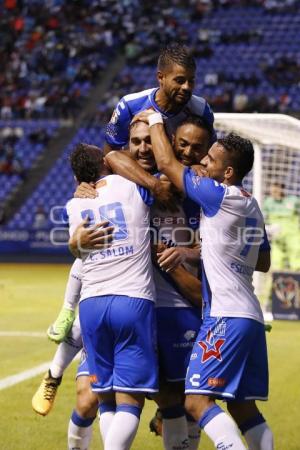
[32,44,274,450]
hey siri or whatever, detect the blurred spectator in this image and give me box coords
[0,0,142,119]
[33,205,49,230]
[263,182,300,271]
[0,147,25,179]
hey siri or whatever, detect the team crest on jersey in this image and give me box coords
[109,109,119,124]
[198,329,225,363]
[192,175,201,188]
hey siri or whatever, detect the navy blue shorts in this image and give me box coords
[156,307,202,382]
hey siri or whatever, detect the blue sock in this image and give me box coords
[198,404,223,429]
[71,409,95,427]
[99,401,116,415]
[116,403,142,419]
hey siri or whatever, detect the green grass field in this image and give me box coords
[1,263,300,449]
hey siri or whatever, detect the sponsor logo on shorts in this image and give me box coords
[214,319,226,337]
[89,374,98,383]
[189,373,200,387]
[198,330,225,363]
[190,352,197,360]
[184,330,196,341]
[208,377,226,387]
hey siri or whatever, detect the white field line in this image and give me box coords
[0,331,45,337]
[0,361,52,391]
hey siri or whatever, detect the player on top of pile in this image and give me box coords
[104,42,215,154]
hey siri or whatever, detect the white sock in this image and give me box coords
[187,420,201,450]
[68,412,94,450]
[162,417,189,450]
[204,412,246,449]
[99,411,116,443]
[104,407,141,450]
[244,422,274,450]
[49,317,82,378]
[63,258,83,310]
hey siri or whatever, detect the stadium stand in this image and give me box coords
[1,0,300,259]
[0,120,59,201]
[96,0,300,119]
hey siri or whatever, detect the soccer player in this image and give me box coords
[71,117,211,450]
[135,109,274,450]
[105,116,212,450]
[67,142,158,450]
[104,42,215,155]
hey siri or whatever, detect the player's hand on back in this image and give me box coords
[74,182,97,199]
[69,218,114,255]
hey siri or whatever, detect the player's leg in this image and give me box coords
[227,322,274,450]
[155,306,202,450]
[79,296,115,446]
[227,401,273,450]
[48,258,82,343]
[103,392,145,450]
[32,316,82,415]
[103,295,158,450]
[68,374,98,450]
[154,383,189,450]
[185,317,256,449]
[98,392,116,443]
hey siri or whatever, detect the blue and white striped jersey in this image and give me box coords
[105,88,215,148]
[183,168,270,324]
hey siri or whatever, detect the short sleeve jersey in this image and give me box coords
[66,175,155,303]
[151,196,200,308]
[105,88,215,148]
[183,168,270,324]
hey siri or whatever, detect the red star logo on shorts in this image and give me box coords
[198,330,225,363]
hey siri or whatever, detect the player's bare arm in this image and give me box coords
[255,250,271,272]
[135,110,185,192]
[69,218,114,257]
[74,182,97,199]
[157,244,200,272]
[105,150,175,207]
[169,266,202,308]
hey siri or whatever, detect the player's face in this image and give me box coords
[158,63,195,106]
[174,124,210,166]
[200,143,229,182]
[129,121,156,172]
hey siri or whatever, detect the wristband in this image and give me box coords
[149,112,163,127]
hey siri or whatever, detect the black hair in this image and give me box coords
[70,143,103,183]
[157,43,196,72]
[218,132,254,180]
[176,115,213,141]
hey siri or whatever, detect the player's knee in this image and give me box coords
[227,400,259,426]
[184,395,211,422]
[76,381,98,417]
[184,395,199,420]
[156,386,182,409]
